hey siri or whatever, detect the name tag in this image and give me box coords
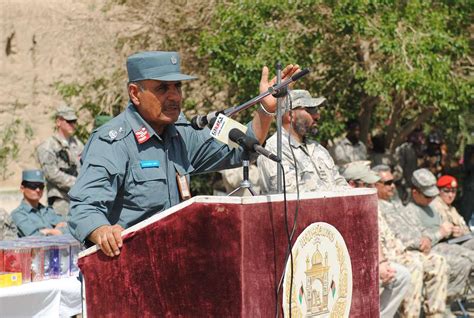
[140,160,160,169]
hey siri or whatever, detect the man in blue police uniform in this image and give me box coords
[68,51,299,257]
[12,169,67,237]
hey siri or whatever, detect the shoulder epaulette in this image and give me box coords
[98,124,130,143]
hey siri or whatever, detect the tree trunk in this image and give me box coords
[358,95,379,146]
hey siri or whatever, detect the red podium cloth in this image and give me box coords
[79,189,379,317]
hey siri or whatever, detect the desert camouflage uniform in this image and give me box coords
[258,129,348,194]
[395,200,472,300]
[431,196,470,234]
[36,134,83,217]
[0,208,18,240]
[379,207,447,317]
[332,137,367,167]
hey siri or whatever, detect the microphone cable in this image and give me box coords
[274,94,301,318]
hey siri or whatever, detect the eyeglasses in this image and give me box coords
[23,182,45,190]
[66,119,77,124]
[378,179,394,186]
[441,188,457,194]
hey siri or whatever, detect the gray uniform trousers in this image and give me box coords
[380,262,411,318]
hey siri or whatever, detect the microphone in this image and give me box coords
[228,128,281,163]
[190,111,221,130]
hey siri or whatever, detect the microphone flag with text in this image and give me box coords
[191,68,310,130]
[210,114,280,163]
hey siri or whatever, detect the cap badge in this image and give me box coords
[170,56,177,65]
[451,180,457,187]
[135,126,151,144]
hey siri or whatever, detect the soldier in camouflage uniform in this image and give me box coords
[258,90,347,194]
[343,162,411,318]
[332,119,368,168]
[431,175,472,242]
[0,208,18,240]
[382,167,471,303]
[36,105,84,217]
[374,165,448,317]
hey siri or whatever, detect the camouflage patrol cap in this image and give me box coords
[22,169,45,183]
[342,161,380,184]
[289,90,326,109]
[411,168,439,197]
[127,51,197,82]
[56,105,77,121]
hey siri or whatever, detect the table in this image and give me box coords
[0,276,82,317]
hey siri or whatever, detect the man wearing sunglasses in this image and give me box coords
[373,165,448,317]
[342,161,412,318]
[258,89,347,194]
[36,105,84,217]
[381,167,472,308]
[11,169,67,237]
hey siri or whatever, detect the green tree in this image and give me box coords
[199,0,473,154]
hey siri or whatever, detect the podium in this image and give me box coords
[78,189,379,317]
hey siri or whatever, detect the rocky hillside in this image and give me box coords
[0,0,132,189]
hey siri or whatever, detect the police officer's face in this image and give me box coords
[131,80,182,130]
[21,182,44,204]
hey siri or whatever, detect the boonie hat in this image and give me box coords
[342,161,380,184]
[127,51,197,82]
[437,175,458,189]
[411,168,439,197]
[289,90,326,109]
[22,169,45,183]
[56,105,77,121]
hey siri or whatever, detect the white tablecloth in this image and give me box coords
[0,276,82,318]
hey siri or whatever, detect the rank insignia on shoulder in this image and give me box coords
[109,130,118,140]
[99,125,127,143]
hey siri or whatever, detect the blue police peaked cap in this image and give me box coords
[126,51,197,82]
[22,169,45,183]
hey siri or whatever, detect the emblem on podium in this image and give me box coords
[282,222,353,317]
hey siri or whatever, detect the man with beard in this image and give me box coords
[68,51,300,257]
[257,89,347,194]
[332,119,368,167]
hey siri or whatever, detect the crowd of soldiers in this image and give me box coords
[0,83,472,317]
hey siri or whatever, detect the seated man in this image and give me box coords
[431,175,472,244]
[343,162,411,318]
[384,168,472,303]
[373,164,448,317]
[11,169,67,237]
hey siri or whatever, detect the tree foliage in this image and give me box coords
[199,0,473,154]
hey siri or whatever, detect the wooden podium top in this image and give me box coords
[79,188,376,258]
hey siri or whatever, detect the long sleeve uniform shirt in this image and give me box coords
[11,200,65,237]
[68,104,257,243]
